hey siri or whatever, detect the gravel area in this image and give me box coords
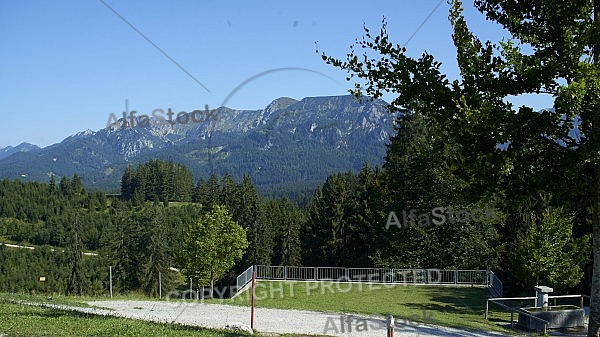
[74,300,514,337]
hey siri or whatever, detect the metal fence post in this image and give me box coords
[510,311,514,329]
[251,270,256,330]
[109,266,113,298]
[485,299,488,319]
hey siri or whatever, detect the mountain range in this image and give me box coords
[0,95,400,198]
[0,143,40,161]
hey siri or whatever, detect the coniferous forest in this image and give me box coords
[0,114,593,298]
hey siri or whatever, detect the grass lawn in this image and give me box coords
[0,299,251,337]
[1,282,518,335]
[202,281,516,334]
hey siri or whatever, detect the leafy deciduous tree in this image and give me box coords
[320,2,597,333]
[177,204,247,297]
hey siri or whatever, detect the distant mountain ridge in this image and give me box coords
[0,142,40,161]
[0,95,399,198]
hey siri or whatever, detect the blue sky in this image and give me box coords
[0,1,554,148]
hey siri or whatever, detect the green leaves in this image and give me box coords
[177,204,248,290]
[319,0,596,308]
[512,207,590,289]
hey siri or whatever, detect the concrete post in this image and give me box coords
[387,314,394,337]
[534,286,553,310]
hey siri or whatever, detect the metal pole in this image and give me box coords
[109,266,113,298]
[251,271,256,330]
[510,311,514,329]
[485,299,488,319]
[190,279,193,300]
[159,272,162,299]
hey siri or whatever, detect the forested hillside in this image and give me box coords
[0,167,303,294]
[0,149,593,297]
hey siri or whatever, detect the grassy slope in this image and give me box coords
[0,300,250,337]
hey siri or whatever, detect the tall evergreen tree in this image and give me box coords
[192,177,205,203]
[199,174,220,208]
[59,176,70,196]
[101,201,134,292]
[302,187,328,266]
[48,175,56,194]
[239,175,273,266]
[138,204,173,297]
[220,174,240,215]
[274,198,303,266]
[121,165,135,200]
[65,213,86,295]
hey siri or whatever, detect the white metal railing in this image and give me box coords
[488,271,503,297]
[236,265,254,291]
[251,265,497,289]
[485,294,590,333]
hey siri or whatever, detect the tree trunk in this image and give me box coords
[591,162,600,337]
[210,270,214,299]
[589,2,600,336]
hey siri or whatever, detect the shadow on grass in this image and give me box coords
[379,287,487,317]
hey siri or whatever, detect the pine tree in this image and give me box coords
[199,174,220,209]
[192,177,205,203]
[276,198,302,266]
[220,174,240,216]
[121,165,135,200]
[101,202,133,292]
[66,213,86,295]
[239,175,272,266]
[302,187,328,266]
[59,176,70,196]
[138,204,172,297]
[48,175,56,194]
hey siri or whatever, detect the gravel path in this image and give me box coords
[75,300,513,337]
